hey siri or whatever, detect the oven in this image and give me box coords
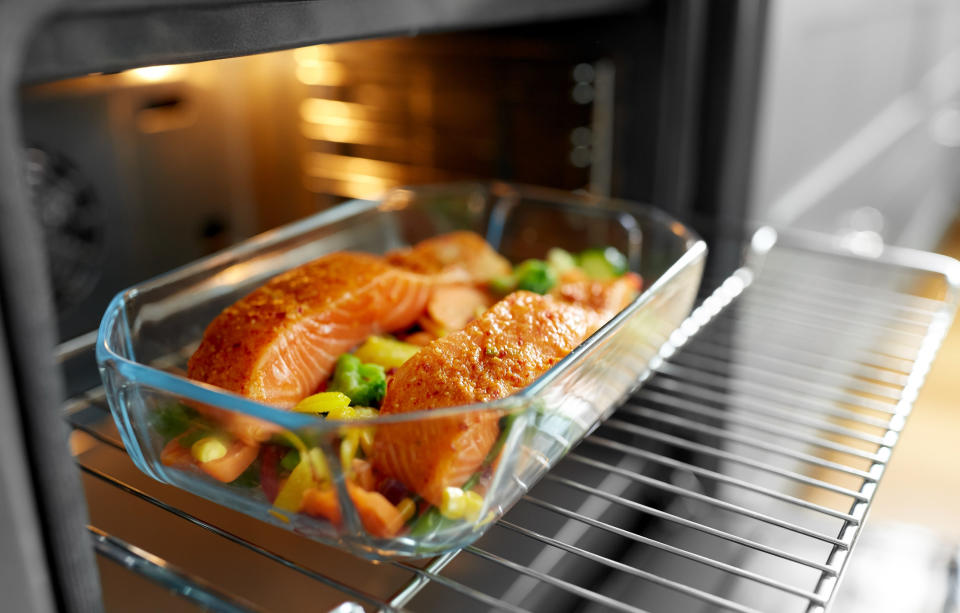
[2,1,960,612]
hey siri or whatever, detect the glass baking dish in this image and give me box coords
[96,182,706,559]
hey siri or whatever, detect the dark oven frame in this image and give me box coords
[0,1,767,610]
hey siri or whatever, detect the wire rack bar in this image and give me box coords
[564,453,847,547]
[738,280,938,324]
[62,233,958,613]
[672,344,904,401]
[658,362,899,420]
[717,304,924,360]
[543,474,838,575]
[659,359,899,415]
[497,520,761,613]
[756,260,945,311]
[581,436,859,523]
[647,377,894,431]
[519,496,825,603]
[90,526,261,613]
[78,463,395,611]
[619,407,876,480]
[464,546,649,613]
[601,419,869,501]
[632,389,887,450]
[685,335,911,387]
[701,314,918,374]
[390,557,525,613]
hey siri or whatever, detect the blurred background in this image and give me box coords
[12,0,960,610]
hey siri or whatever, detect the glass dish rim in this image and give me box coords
[96,182,707,432]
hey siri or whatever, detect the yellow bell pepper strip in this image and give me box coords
[396,498,417,524]
[273,447,328,512]
[353,336,421,369]
[293,391,351,414]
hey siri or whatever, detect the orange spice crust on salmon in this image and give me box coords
[372,291,594,506]
[187,251,433,409]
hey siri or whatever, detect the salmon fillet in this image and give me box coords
[372,291,593,506]
[187,252,432,409]
[387,231,511,284]
[552,272,643,329]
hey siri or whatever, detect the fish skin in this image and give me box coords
[372,291,593,506]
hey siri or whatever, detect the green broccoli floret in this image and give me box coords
[328,354,386,407]
[514,259,558,294]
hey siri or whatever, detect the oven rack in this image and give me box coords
[61,233,959,612]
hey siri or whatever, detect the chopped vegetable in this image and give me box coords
[463,490,484,522]
[440,486,467,519]
[328,354,386,407]
[230,461,260,488]
[160,435,194,469]
[197,440,260,483]
[293,391,351,414]
[514,259,557,294]
[378,478,410,505]
[178,427,212,449]
[546,248,578,275]
[191,436,228,463]
[353,335,421,369]
[346,483,406,538]
[280,448,300,472]
[150,402,197,441]
[340,429,361,471]
[489,275,517,296]
[301,487,341,524]
[358,428,375,456]
[579,247,628,280]
[260,445,284,502]
[301,483,406,538]
[408,412,519,537]
[397,498,417,523]
[351,458,376,490]
[326,405,379,421]
[274,447,327,512]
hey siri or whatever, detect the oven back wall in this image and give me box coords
[19,14,659,342]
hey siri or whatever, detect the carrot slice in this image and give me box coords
[301,483,405,538]
[346,483,405,538]
[197,440,260,483]
[160,435,194,469]
[302,487,341,524]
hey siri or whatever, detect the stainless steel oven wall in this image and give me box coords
[20,63,258,343]
[750,0,960,251]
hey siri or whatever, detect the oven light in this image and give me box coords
[128,65,179,82]
[294,44,333,65]
[296,61,346,86]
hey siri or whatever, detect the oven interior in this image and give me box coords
[4,0,960,611]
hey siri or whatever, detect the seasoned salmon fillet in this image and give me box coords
[387,231,511,284]
[552,272,643,328]
[372,291,593,506]
[187,252,432,410]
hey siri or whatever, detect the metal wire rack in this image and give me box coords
[61,231,959,612]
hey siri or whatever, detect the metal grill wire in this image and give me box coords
[62,236,959,612]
